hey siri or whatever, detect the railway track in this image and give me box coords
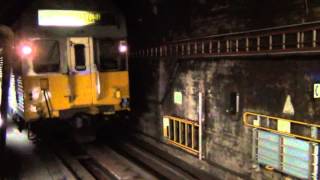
[111,142,198,180]
[54,142,152,180]
[52,139,200,180]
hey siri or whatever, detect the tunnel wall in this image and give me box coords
[126,0,320,48]
[130,57,320,179]
[128,0,320,179]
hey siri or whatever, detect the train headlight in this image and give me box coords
[18,42,34,58]
[22,45,32,55]
[119,41,128,53]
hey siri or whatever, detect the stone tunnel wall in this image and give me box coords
[128,0,320,179]
[126,0,320,47]
[130,56,320,179]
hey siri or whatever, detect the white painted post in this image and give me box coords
[236,39,239,52]
[313,29,317,48]
[198,91,202,160]
[269,35,273,50]
[236,93,240,113]
[246,38,249,52]
[282,34,286,50]
[198,83,203,160]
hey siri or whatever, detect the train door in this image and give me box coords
[68,37,94,106]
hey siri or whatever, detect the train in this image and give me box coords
[3,0,130,136]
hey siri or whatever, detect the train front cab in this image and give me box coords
[13,37,130,123]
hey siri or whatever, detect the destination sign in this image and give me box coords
[38,10,101,27]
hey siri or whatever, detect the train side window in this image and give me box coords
[74,44,86,71]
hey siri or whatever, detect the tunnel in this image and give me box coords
[0,0,320,179]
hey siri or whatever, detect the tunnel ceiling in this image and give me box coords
[0,0,317,48]
[0,0,314,26]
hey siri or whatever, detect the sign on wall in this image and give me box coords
[174,91,182,105]
[282,95,294,115]
[314,83,320,98]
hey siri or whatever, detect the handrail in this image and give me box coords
[134,22,320,58]
[42,90,52,118]
[163,115,199,125]
[243,112,320,143]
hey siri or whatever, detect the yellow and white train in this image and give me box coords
[9,2,130,127]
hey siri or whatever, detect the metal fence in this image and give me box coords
[244,112,320,179]
[162,115,199,155]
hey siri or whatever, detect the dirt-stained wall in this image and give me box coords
[131,57,320,179]
[128,0,320,179]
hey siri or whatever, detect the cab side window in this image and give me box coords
[74,44,86,71]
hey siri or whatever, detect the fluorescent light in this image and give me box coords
[38,10,101,27]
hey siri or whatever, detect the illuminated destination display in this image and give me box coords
[38,10,101,27]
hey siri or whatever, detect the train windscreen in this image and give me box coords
[33,40,60,73]
[95,39,126,71]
